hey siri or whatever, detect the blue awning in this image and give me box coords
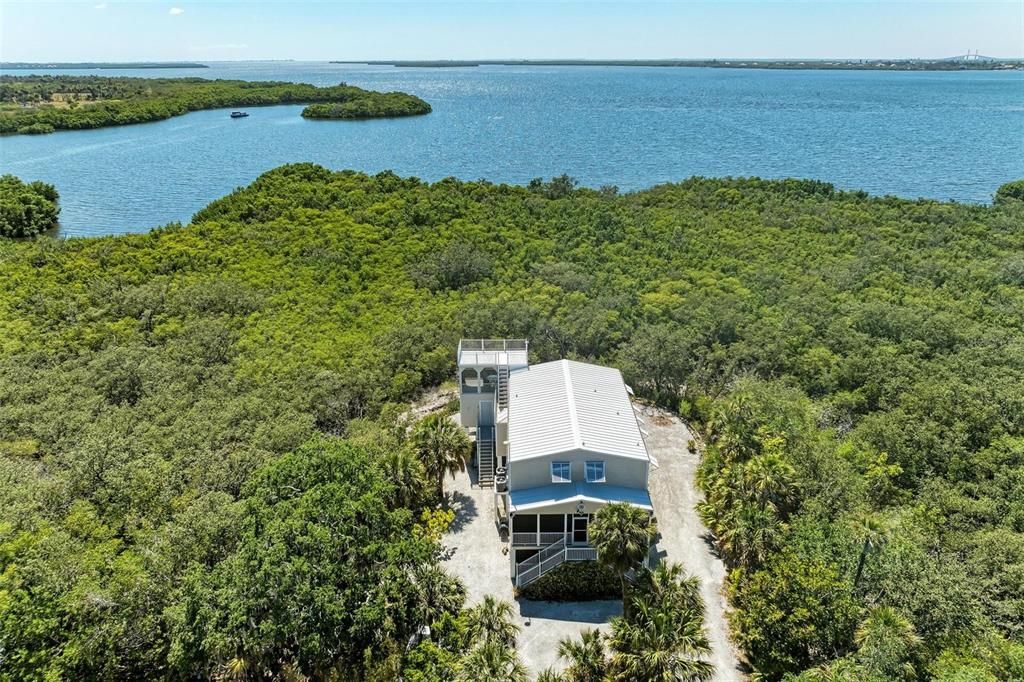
[508,482,653,513]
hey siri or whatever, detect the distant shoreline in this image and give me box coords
[0,76,430,135]
[331,58,1024,71]
[1,62,209,70]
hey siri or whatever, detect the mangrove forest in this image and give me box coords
[0,166,1022,680]
[0,76,431,135]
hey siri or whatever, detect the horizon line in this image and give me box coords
[4,55,1024,64]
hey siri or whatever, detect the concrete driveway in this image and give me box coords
[442,464,621,675]
[441,407,744,680]
[641,406,746,682]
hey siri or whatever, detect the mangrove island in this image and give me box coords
[0,75,432,135]
[301,91,431,120]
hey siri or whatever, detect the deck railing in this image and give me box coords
[459,339,528,353]
[512,531,570,547]
[565,547,598,562]
[515,537,566,587]
[515,538,601,587]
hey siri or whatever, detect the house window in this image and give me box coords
[585,461,606,483]
[551,461,571,483]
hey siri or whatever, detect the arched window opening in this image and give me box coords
[480,367,498,393]
[461,367,480,393]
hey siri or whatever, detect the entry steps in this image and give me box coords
[514,538,599,587]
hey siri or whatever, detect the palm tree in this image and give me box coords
[705,388,758,461]
[381,446,427,508]
[633,562,704,618]
[412,413,470,502]
[851,514,891,590]
[464,595,520,649]
[590,502,657,615]
[742,452,797,516]
[717,502,781,570]
[410,563,465,626]
[458,640,529,682]
[606,597,713,681]
[605,562,713,682]
[536,669,566,682]
[854,606,921,680]
[558,628,607,682]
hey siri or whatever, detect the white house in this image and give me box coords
[457,339,654,587]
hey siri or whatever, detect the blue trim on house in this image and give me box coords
[509,482,653,512]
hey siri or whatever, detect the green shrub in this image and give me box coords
[517,561,620,601]
[994,179,1024,205]
[16,122,54,134]
[0,174,59,237]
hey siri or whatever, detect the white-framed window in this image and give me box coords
[585,461,606,483]
[551,461,571,483]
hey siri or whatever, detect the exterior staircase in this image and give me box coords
[477,400,495,487]
[514,538,600,587]
[477,427,495,487]
[515,537,566,587]
[497,365,510,409]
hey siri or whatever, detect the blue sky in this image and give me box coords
[2,1,1021,62]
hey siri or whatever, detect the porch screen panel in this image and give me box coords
[539,514,565,532]
[512,514,537,532]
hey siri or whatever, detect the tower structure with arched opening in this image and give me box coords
[457,339,529,485]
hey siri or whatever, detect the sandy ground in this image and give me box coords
[640,405,745,682]
[442,463,621,675]
[441,405,744,680]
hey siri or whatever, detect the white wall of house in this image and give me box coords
[508,448,649,491]
[496,420,509,466]
[458,373,493,427]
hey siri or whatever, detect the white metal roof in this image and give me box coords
[507,359,649,462]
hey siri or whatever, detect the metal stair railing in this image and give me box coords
[477,427,494,486]
[515,537,567,587]
[477,401,495,487]
[497,365,510,409]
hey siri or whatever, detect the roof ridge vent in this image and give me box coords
[561,359,582,449]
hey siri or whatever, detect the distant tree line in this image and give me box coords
[0,75,431,134]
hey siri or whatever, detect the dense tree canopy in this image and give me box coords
[0,175,59,238]
[0,76,430,134]
[301,93,431,119]
[0,166,1023,678]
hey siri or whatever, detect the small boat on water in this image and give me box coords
[230,111,249,118]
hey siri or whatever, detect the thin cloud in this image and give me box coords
[169,7,184,16]
[94,3,107,9]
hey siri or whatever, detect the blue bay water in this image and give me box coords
[0,61,1022,237]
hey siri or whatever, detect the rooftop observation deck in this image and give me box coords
[458,338,529,368]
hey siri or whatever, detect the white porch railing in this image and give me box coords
[566,547,598,562]
[515,537,566,587]
[515,538,600,588]
[512,531,570,547]
[460,339,528,352]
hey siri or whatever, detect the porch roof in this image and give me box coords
[508,482,653,513]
